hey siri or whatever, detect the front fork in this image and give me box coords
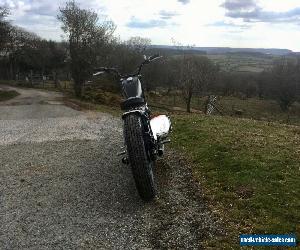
[118,133,170,165]
[118,109,171,165]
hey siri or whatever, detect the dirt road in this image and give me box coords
[0,85,220,249]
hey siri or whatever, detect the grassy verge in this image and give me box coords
[0,90,19,102]
[171,114,300,248]
[149,93,300,126]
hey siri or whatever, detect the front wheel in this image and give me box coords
[124,114,156,201]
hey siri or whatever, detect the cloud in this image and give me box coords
[208,20,250,29]
[221,0,300,24]
[28,3,58,17]
[2,0,108,40]
[229,7,300,23]
[159,10,179,20]
[3,0,105,17]
[220,0,257,11]
[178,0,190,5]
[127,17,167,29]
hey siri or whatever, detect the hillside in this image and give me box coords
[149,45,294,56]
[171,114,300,248]
[148,45,298,72]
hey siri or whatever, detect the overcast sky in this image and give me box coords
[3,0,300,51]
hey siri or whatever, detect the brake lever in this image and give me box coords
[93,71,105,76]
[151,55,163,62]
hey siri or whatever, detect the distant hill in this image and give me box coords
[146,46,207,56]
[149,45,293,56]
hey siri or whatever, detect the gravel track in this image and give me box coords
[0,86,220,249]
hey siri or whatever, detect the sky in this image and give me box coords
[2,0,300,51]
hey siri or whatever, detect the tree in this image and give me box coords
[126,36,151,54]
[271,58,298,111]
[177,55,218,112]
[58,1,115,97]
[295,57,300,103]
[6,26,41,78]
[257,71,268,99]
[0,6,10,52]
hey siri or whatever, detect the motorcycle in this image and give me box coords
[93,54,171,201]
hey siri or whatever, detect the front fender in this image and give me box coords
[121,109,147,120]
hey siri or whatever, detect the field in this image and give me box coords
[171,114,300,248]
[207,53,275,73]
[148,93,300,126]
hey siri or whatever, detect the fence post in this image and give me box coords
[42,75,45,88]
[53,71,57,88]
[30,70,33,86]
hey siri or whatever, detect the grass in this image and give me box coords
[218,97,300,125]
[0,89,19,101]
[171,114,300,248]
[148,93,300,126]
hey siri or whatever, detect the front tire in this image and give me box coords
[124,114,156,201]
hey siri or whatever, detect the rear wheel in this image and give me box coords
[124,114,156,201]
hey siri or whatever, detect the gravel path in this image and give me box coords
[0,86,220,249]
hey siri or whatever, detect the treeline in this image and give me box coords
[1,2,299,112]
[0,7,66,79]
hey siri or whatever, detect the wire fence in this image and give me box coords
[15,71,73,90]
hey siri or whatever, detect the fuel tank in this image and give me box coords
[122,77,143,98]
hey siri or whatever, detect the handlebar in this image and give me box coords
[93,67,121,77]
[148,54,162,61]
[93,54,162,79]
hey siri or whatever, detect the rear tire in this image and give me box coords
[124,114,156,201]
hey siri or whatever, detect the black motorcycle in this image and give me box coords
[93,55,171,201]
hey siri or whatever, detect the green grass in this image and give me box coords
[171,114,300,248]
[0,90,19,101]
[207,54,274,72]
[218,97,300,125]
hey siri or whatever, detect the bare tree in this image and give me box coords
[0,6,10,52]
[58,1,115,97]
[126,36,151,54]
[178,55,218,112]
[271,58,298,111]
